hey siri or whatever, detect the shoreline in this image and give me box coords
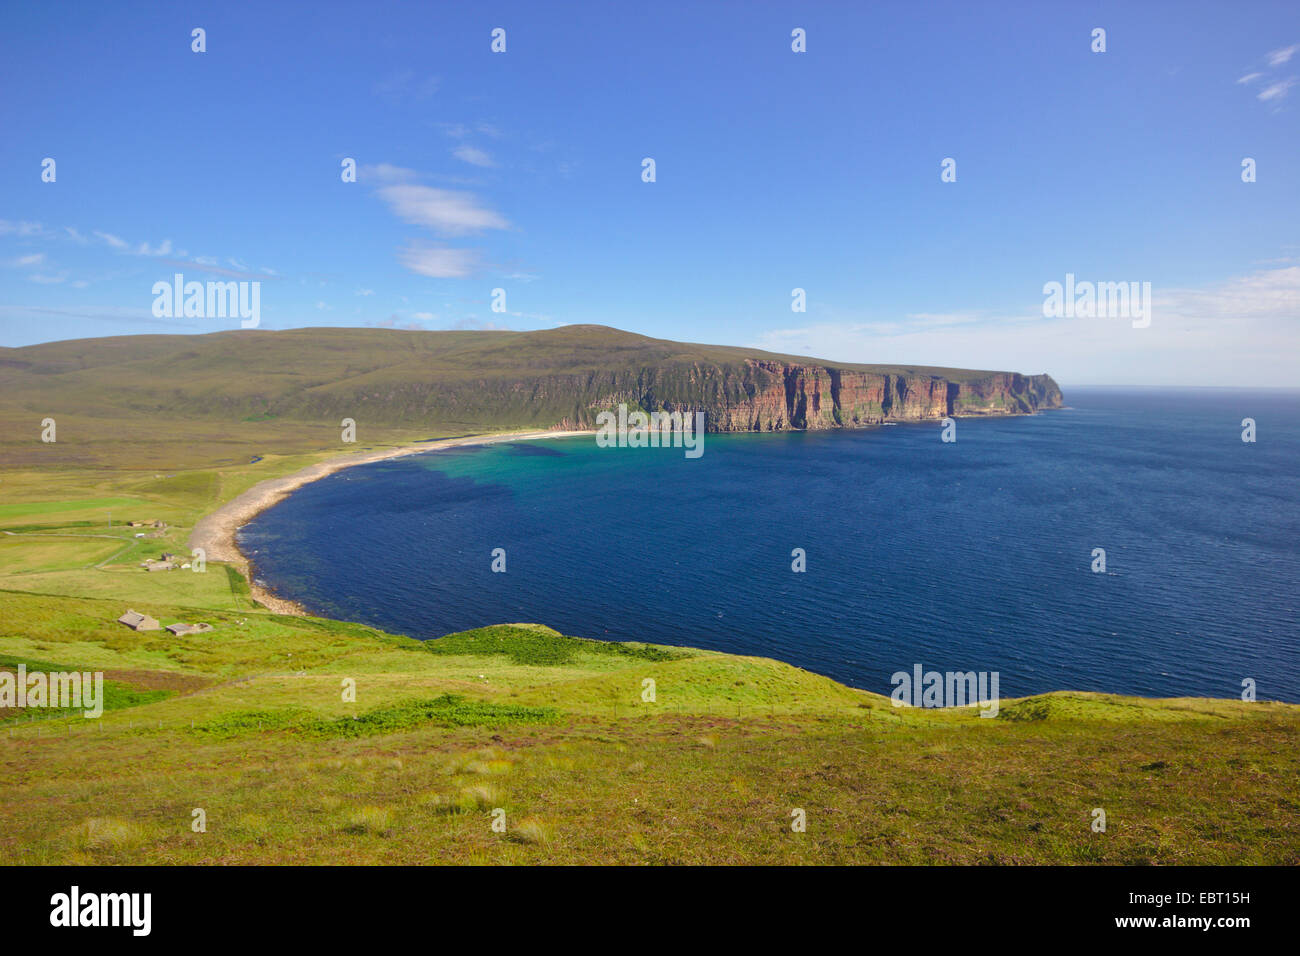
[188,428,593,615]
[190,411,1056,616]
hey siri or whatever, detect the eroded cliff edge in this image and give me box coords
[555,360,1063,432]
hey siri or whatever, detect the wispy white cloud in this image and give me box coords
[1258,77,1297,101]
[136,238,172,257]
[377,184,509,235]
[157,257,267,280]
[0,220,49,237]
[89,231,175,256]
[360,163,419,185]
[6,253,45,267]
[360,161,511,278]
[1238,44,1299,106]
[355,288,375,296]
[453,145,496,168]
[4,221,185,258]
[397,242,481,278]
[1163,264,1300,318]
[750,266,1300,387]
[1267,44,1298,66]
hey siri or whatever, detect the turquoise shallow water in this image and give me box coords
[242,387,1300,701]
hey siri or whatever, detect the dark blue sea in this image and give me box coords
[241,388,1300,702]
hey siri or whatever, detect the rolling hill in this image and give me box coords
[0,326,1061,470]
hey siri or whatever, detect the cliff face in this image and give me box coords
[562,360,1063,432]
[1,326,1063,437]
[206,359,1062,434]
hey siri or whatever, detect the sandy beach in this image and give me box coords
[188,428,593,615]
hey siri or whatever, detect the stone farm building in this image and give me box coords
[165,623,213,636]
[117,609,160,631]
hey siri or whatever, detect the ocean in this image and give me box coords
[240,387,1300,702]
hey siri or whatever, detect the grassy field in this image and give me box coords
[0,335,1294,864]
[2,589,1295,865]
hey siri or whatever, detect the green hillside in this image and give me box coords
[2,591,1295,865]
[0,325,1060,469]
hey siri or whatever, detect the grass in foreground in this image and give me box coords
[0,451,1295,865]
[1,588,1296,865]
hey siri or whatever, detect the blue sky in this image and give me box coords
[1,0,1297,385]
